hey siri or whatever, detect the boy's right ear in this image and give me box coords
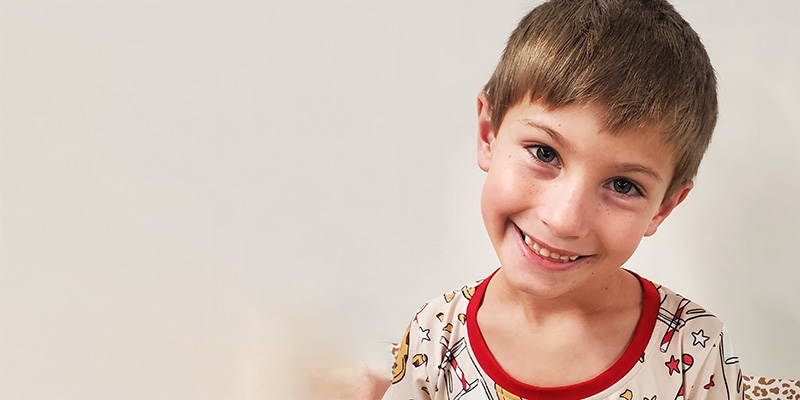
[477,92,495,173]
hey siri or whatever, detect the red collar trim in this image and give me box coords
[466,269,658,399]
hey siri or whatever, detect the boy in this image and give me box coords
[382,0,742,399]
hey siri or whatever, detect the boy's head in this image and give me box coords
[483,0,717,198]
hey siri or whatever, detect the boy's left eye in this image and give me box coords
[608,178,642,197]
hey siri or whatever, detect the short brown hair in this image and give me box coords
[483,0,717,198]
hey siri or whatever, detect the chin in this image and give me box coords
[498,261,583,299]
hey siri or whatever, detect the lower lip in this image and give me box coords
[515,227,582,272]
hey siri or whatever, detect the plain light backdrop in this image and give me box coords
[1,0,798,398]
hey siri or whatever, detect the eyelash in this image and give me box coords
[526,144,644,198]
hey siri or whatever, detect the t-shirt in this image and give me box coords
[383,270,742,400]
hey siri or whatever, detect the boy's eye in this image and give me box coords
[613,180,632,193]
[530,145,558,164]
[609,178,641,196]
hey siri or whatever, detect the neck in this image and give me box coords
[485,268,641,325]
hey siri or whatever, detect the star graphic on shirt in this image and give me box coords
[692,329,710,348]
[665,355,680,375]
[419,326,430,342]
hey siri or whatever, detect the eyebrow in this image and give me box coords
[520,118,574,153]
[615,164,663,182]
[519,118,663,182]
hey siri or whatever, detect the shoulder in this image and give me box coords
[652,282,726,345]
[639,281,742,398]
[386,278,492,399]
[388,279,484,381]
[411,280,481,328]
[399,279,482,357]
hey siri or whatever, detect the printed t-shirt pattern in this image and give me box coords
[384,271,742,400]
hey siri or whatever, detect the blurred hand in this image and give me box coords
[305,366,391,400]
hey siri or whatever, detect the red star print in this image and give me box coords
[665,355,680,375]
[704,374,715,389]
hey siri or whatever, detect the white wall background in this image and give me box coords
[1,1,798,398]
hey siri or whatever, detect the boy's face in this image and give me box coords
[476,94,692,299]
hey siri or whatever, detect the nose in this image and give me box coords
[538,177,593,239]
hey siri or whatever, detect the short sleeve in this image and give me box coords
[382,314,434,400]
[685,327,743,400]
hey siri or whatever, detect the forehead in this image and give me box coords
[504,98,673,147]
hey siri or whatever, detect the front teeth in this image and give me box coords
[524,235,579,262]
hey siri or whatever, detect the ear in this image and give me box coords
[477,92,495,172]
[644,181,693,237]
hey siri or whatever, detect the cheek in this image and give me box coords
[479,174,501,225]
[482,169,519,215]
[480,166,538,227]
[598,214,651,259]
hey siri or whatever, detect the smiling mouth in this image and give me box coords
[520,232,581,262]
